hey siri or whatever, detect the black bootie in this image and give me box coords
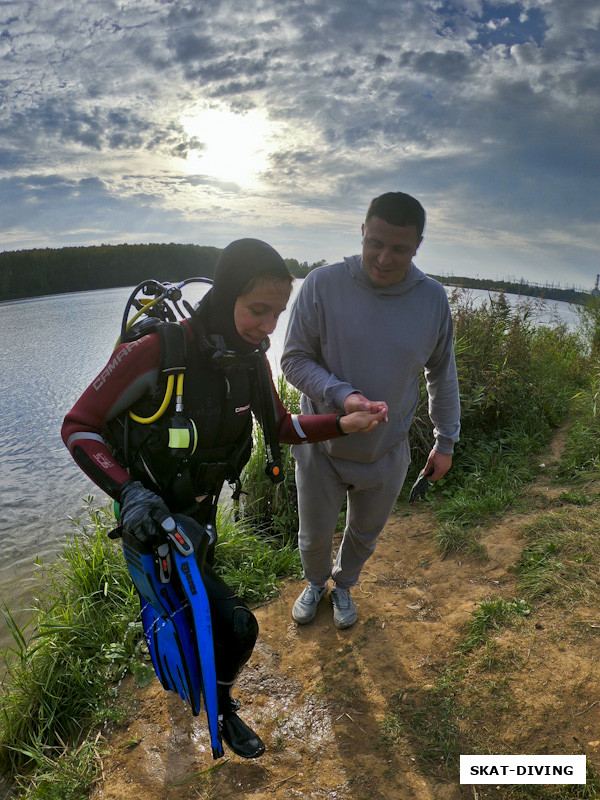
[218,694,265,759]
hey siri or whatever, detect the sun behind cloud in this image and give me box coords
[181,104,276,186]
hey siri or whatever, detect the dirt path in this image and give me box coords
[91,431,600,800]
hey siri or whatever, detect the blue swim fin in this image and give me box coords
[169,515,222,759]
[140,596,202,711]
[122,518,224,759]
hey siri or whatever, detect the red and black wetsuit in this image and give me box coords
[61,313,343,689]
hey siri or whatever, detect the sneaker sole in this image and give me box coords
[292,592,326,624]
[292,610,317,624]
[333,615,357,629]
[292,612,317,625]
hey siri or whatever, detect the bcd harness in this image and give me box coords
[106,279,284,511]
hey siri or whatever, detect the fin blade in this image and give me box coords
[171,547,223,758]
[123,533,203,715]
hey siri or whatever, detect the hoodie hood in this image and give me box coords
[198,238,291,354]
[344,254,427,297]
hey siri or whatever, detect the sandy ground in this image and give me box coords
[89,431,600,800]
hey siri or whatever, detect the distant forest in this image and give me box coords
[0,243,591,305]
[429,273,591,306]
[0,243,322,303]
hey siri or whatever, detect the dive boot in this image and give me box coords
[219,695,265,759]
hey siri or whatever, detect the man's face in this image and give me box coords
[361,216,423,287]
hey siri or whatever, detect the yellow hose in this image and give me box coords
[129,374,175,423]
[114,296,163,349]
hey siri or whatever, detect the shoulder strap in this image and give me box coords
[123,318,187,376]
[157,321,187,375]
[253,356,284,484]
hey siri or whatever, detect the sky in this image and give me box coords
[1,0,599,289]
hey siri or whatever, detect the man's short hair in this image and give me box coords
[365,192,426,238]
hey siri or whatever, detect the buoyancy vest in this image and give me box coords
[104,312,282,513]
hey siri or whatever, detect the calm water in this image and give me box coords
[0,282,580,651]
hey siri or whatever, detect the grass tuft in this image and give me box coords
[514,507,600,604]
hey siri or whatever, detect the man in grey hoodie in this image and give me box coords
[281,191,460,629]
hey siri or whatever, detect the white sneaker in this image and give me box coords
[331,587,357,629]
[292,584,327,624]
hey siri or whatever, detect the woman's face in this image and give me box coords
[233,277,292,347]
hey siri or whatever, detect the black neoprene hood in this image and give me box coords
[204,238,291,353]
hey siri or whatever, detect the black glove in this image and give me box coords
[118,480,174,544]
[408,468,434,504]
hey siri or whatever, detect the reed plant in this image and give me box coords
[0,500,139,795]
[236,373,302,543]
[407,290,587,553]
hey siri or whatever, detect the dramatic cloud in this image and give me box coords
[1,0,599,287]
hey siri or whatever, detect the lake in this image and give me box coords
[0,281,581,651]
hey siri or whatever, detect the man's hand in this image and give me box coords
[339,407,388,435]
[408,451,453,503]
[344,392,389,422]
[119,480,175,545]
[422,449,453,482]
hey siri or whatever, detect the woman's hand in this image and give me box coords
[339,407,388,435]
[344,392,388,421]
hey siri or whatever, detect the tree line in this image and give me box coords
[0,243,591,305]
[0,244,221,302]
[429,273,590,306]
[0,243,327,303]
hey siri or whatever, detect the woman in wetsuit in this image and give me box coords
[62,238,385,758]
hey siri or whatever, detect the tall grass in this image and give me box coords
[236,373,302,543]
[213,504,301,604]
[0,501,139,795]
[408,291,588,552]
[560,293,600,479]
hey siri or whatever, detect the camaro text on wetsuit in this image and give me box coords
[93,340,143,390]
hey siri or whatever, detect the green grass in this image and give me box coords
[459,597,531,654]
[0,501,138,796]
[0,495,302,798]
[557,374,600,483]
[404,291,590,556]
[513,507,600,604]
[5,294,600,797]
[213,504,301,604]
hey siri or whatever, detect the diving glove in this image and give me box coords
[119,480,175,544]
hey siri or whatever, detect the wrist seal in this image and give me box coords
[335,415,348,436]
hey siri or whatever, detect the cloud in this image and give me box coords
[0,0,598,286]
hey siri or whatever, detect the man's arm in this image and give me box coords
[422,303,461,478]
[281,275,357,413]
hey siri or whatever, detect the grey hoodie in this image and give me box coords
[281,255,460,463]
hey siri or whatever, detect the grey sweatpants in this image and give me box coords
[292,438,411,590]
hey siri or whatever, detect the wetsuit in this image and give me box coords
[61,307,343,692]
